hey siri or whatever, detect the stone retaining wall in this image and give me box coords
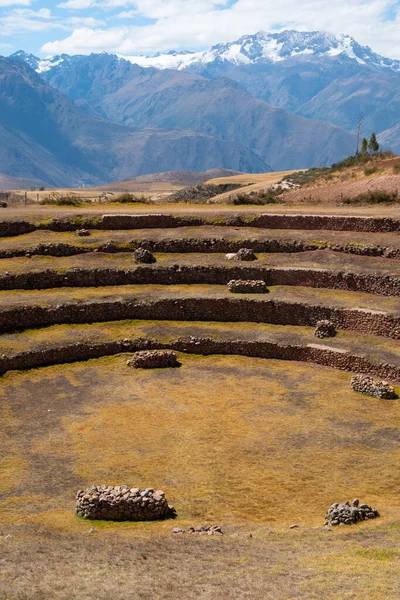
[0,265,399,297]
[1,213,400,238]
[0,336,399,382]
[76,486,175,521]
[0,297,398,338]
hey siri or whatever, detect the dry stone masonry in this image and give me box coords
[314,320,336,338]
[76,485,176,521]
[350,374,397,399]
[76,228,90,237]
[325,499,379,526]
[172,525,223,535]
[234,248,257,261]
[227,279,267,293]
[132,247,156,264]
[127,350,179,368]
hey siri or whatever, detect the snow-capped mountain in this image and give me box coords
[11,49,72,73]
[12,30,400,74]
[9,29,400,144]
[121,30,400,72]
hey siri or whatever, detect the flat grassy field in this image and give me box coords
[2,203,400,223]
[1,355,400,599]
[0,283,399,313]
[1,249,399,278]
[1,226,400,253]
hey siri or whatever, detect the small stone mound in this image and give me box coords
[133,247,157,264]
[314,320,336,338]
[234,248,257,261]
[227,279,267,294]
[76,485,176,521]
[350,374,397,399]
[76,228,90,237]
[127,350,179,369]
[99,241,118,253]
[172,525,223,536]
[1,201,7,208]
[325,499,379,526]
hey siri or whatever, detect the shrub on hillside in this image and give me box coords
[111,192,147,203]
[342,190,399,205]
[168,183,243,203]
[363,166,379,176]
[233,188,285,205]
[41,193,82,206]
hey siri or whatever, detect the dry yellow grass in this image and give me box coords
[204,170,300,203]
[1,355,400,599]
[1,354,400,529]
[205,171,297,186]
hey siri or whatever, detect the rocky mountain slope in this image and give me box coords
[24,30,399,138]
[15,51,356,171]
[122,30,400,136]
[0,57,268,186]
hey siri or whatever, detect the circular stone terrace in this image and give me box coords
[0,204,399,534]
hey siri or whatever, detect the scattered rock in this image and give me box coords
[173,525,223,535]
[289,524,299,529]
[99,241,118,253]
[76,228,90,237]
[324,500,379,526]
[227,279,267,293]
[127,350,179,369]
[350,375,397,399]
[225,252,237,260]
[1,202,7,208]
[76,485,176,521]
[314,320,336,338]
[234,248,257,261]
[133,247,156,264]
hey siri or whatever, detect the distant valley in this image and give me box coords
[2,29,400,186]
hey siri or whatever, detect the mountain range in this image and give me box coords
[3,30,400,186]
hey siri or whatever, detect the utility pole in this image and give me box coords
[356,112,364,155]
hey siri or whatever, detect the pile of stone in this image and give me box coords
[234,248,257,261]
[99,241,118,253]
[314,320,336,338]
[325,499,379,526]
[350,374,397,399]
[127,350,179,369]
[172,525,223,535]
[76,228,90,237]
[133,247,156,264]
[227,279,267,294]
[76,485,176,521]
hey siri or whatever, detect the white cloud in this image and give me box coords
[0,6,104,36]
[38,0,400,60]
[58,0,98,8]
[0,0,31,5]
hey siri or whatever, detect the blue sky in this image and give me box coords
[0,0,399,58]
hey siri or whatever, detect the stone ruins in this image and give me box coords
[234,248,257,261]
[350,375,397,399]
[314,319,336,338]
[325,499,379,526]
[132,247,156,263]
[76,485,176,521]
[127,350,179,368]
[227,279,267,293]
